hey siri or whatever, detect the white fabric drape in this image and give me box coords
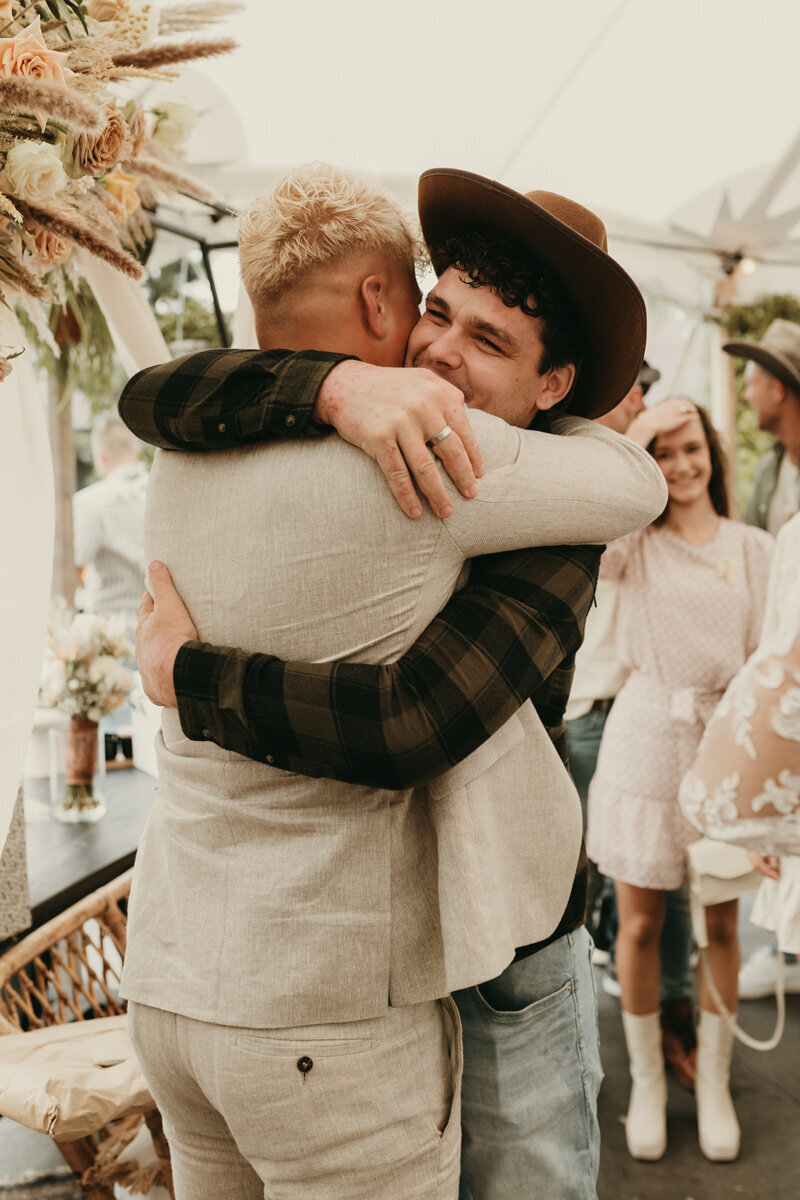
[0,306,55,853]
[0,259,171,856]
[78,252,171,375]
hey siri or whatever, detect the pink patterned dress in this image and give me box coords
[586,519,773,889]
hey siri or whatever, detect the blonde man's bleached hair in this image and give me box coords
[238,163,425,308]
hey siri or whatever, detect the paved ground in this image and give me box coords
[1,904,798,1195]
[597,898,800,1200]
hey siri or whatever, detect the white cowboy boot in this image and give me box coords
[696,1009,740,1161]
[621,1010,667,1160]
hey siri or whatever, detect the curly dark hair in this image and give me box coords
[648,403,730,524]
[428,230,584,376]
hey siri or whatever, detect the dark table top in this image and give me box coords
[22,767,156,933]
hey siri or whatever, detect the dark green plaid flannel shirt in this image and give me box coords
[120,349,602,954]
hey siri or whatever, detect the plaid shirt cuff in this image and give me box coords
[174,641,268,756]
[120,350,355,450]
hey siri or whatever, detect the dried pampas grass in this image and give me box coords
[0,77,106,136]
[15,200,144,280]
[126,153,214,203]
[112,38,237,69]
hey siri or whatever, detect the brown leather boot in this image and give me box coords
[660,997,697,1090]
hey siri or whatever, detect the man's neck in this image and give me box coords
[778,407,800,465]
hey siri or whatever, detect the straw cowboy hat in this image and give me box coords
[417,168,647,419]
[723,319,800,396]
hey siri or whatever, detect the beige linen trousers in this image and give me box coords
[123,408,666,1197]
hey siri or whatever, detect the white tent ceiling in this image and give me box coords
[142,0,800,407]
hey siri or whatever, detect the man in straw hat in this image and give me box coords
[723,318,800,536]
[122,165,666,1198]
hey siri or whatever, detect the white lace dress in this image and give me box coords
[747,515,800,952]
[586,520,773,890]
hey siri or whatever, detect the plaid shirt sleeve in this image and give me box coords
[174,542,602,790]
[118,348,355,449]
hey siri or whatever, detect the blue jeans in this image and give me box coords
[566,710,695,1000]
[454,928,602,1200]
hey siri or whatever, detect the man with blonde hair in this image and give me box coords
[122,165,666,1200]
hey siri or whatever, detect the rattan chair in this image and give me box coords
[0,869,174,1200]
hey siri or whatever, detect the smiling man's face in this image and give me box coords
[405,267,571,429]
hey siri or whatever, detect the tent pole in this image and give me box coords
[712,275,739,513]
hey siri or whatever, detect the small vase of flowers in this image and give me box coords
[39,607,134,821]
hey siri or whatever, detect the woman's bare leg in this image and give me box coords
[698,899,739,1013]
[614,882,667,1014]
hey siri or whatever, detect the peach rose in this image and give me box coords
[104,168,140,217]
[86,0,128,19]
[74,106,128,173]
[30,222,72,268]
[0,17,71,84]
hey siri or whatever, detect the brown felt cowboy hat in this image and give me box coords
[417,169,646,419]
[722,319,800,397]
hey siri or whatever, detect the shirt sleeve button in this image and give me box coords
[202,729,212,739]
[266,754,274,765]
[284,414,296,427]
[218,422,227,434]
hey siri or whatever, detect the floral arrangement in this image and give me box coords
[0,0,240,346]
[39,605,135,720]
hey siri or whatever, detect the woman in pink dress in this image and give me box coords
[587,398,773,1164]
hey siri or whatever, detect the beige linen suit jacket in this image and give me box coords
[122,410,667,1027]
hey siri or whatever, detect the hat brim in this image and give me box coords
[417,169,646,419]
[722,340,800,397]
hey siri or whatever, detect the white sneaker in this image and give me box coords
[592,946,611,966]
[738,945,800,1000]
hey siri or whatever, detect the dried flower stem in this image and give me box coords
[0,77,106,136]
[112,38,237,69]
[125,153,214,202]
[0,253,53,302]
[0,194,23,224]
[15,200,144,280]
[160,1,244,30]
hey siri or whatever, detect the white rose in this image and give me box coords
[5,142,68,204]
[152,101,197,148]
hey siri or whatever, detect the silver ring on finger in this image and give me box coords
[428,425,453,448]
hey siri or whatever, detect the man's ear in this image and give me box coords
[535,362,577,411]
[360,274,389,340]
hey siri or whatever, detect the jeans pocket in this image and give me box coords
[474,978,573,1023]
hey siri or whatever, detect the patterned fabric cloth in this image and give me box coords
[119,348,353,450]
[0,788,31,942]
[119,349,605,952]
[587,519,774,890]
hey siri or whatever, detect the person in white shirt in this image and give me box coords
[73,415,148,635]
[565,363,698,1090]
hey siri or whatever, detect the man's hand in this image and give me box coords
[314,360,485,519]
[135,561,198,708]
